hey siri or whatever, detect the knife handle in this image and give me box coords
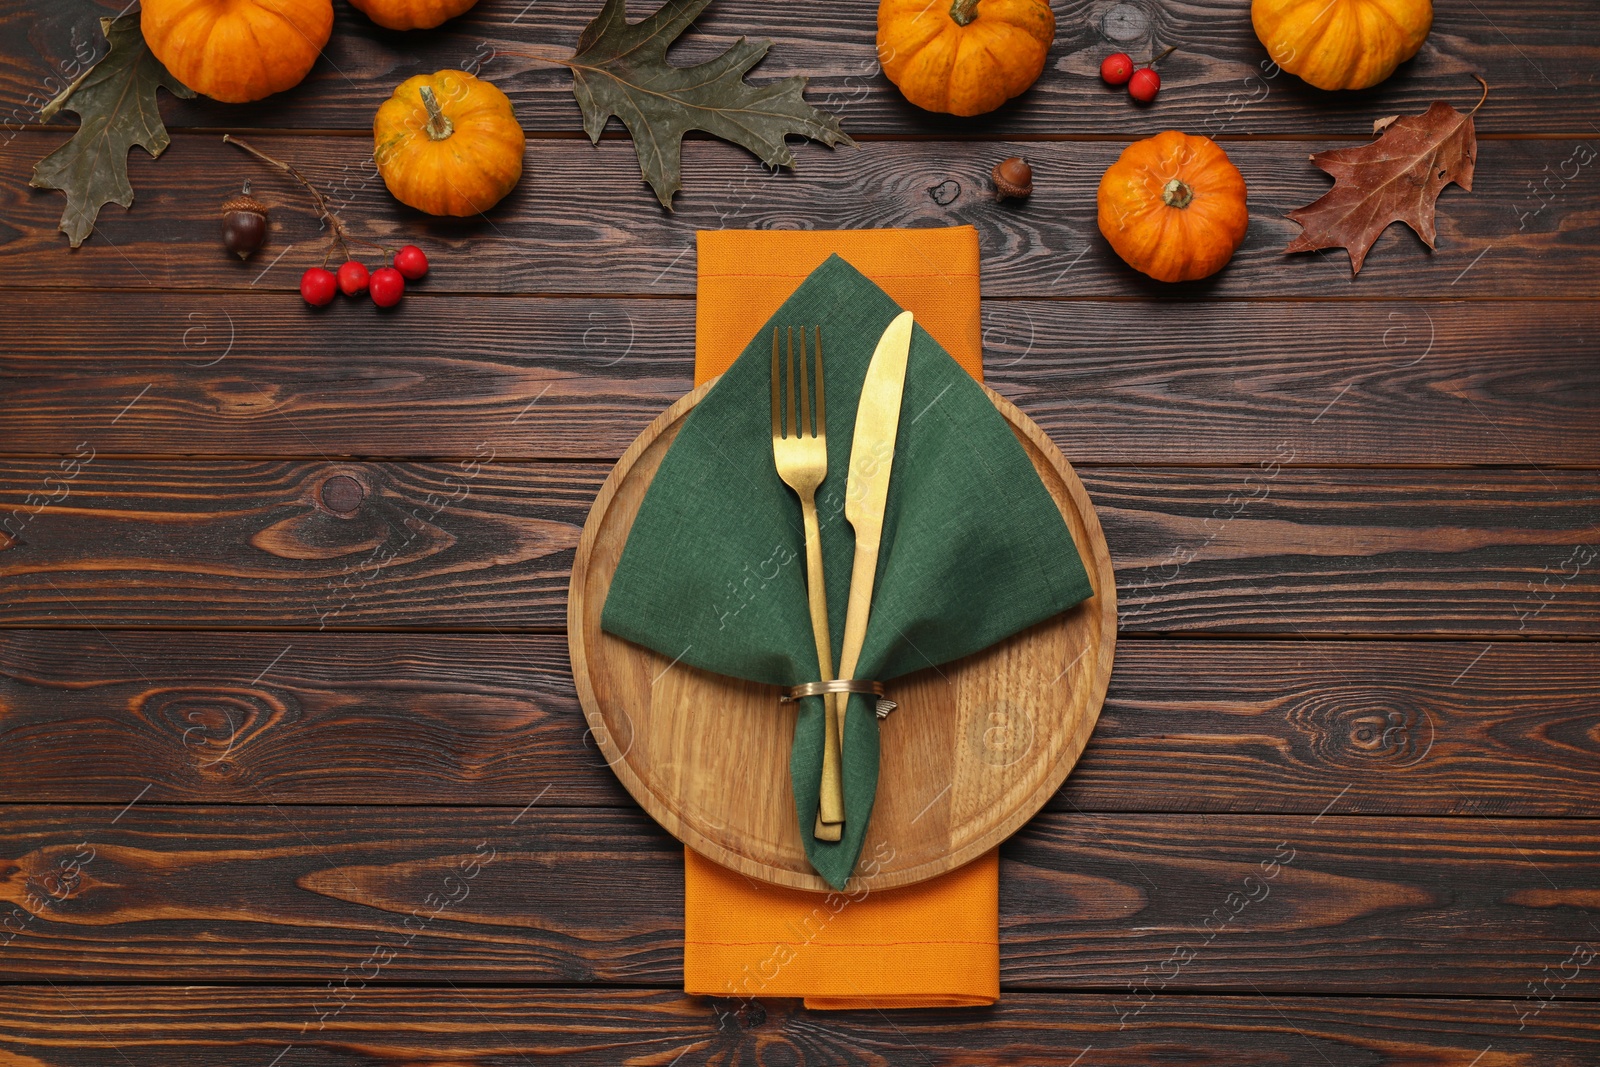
[812,693,843,842]
[810,544,879,842]
[834,539,879,688]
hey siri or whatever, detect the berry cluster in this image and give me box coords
[1100,47,1173,103]
[300,245,429,309]
[225,136,436,313]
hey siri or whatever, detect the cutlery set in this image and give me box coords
[771,311,914,841]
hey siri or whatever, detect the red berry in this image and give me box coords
[337,260,370,297]
[1100,52,1134,86]
[1128,67,1161,103]
[369,266,405,308]
[394,244,429,281]
[300,267,337,307]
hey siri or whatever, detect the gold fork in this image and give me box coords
[771,325,845,841]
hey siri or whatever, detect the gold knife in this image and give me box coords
[815,310,914,840]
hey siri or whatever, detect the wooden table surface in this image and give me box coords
[3,0,1598,1062]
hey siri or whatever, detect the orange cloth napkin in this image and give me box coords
[684,226,999,1009]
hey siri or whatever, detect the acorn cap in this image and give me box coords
[221,193,269,219]
[992,156,1032,200]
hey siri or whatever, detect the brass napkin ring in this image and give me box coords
[780,679,898,720]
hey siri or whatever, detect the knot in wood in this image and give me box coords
[1101,2,1151,42]
[320,475,366,515]
[1292,690,1435,770]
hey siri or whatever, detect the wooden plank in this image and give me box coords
[4,0,1596,136]
[0,293,686,463]
[0,989,1595,1066]
[0,459,603,630]
[1094,467,1600,635]
[3,632,1597,816]
[5,294,1598,466]
[0,135,1592,299]
[0,805,1596,993]
[2,462,1596,633]
[1065,639,1600,817]
[0,631,634,808]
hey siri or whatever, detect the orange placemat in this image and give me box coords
[684,226,998,1009]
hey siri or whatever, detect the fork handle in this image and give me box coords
[798,493,846,831]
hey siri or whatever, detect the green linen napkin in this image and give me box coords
[600,254,1093,888]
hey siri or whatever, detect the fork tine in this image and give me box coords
[786,327,798,440]
[770,327,781,439]
[798,325,812,438]
[813,327,825,439]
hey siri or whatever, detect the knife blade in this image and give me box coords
[835,309,914,706]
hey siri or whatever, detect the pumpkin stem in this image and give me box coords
[1161,178,1194,209]
[420,85,454,141]
[949,0,980,26]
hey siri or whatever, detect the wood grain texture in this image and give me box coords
[3,461,1596,633]
[4,633,1597,816]
[0,292,685,462]
[0,988,1596,1066]
[1091,467,1600,636]
[1,135,1593,299]
[1,805,1597,993]
[568,380,1117,891]
[1065,639,1600,817]
[0,459,603,630]
[5,294,1599,466]
[0,631,634,807]
[1,0,1596,1043]
[4,0,1596,136]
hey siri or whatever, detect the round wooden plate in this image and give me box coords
[568,378,1117,893]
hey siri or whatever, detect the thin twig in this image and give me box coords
[1150,44,1178,66]
[1469,73,1489,114]
[490,48,576,71]
[223,134,391,264]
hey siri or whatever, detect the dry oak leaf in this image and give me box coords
[1285,101,1476,276]
[568,0,855,209]
[30,13,194,247]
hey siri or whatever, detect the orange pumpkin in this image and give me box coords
[348,0,479,31]
[1252,0,1432,90]
[1097,131,1249,284]
[877,0,1055,117]
[374,70,525,217]
[141,0,333,104]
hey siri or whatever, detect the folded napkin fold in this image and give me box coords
[601,227,1092,1007]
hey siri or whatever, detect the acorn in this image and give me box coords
[221,181,270,260]
[991,156,1032,201]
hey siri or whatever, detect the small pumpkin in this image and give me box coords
[348,0,480,31]
[1251,0,1432,91]
[1097,131,1248,284]
[877,0,1055,117]
[141,0,333,104]
[374,70,525,217]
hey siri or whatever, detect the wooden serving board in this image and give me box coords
[568,378,1117,892]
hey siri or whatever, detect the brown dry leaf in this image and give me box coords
[1285,101,1477,275]
[1372,114,1399,133]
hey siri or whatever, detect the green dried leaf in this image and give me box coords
[30,13,194,247]
[569,0,855,209]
